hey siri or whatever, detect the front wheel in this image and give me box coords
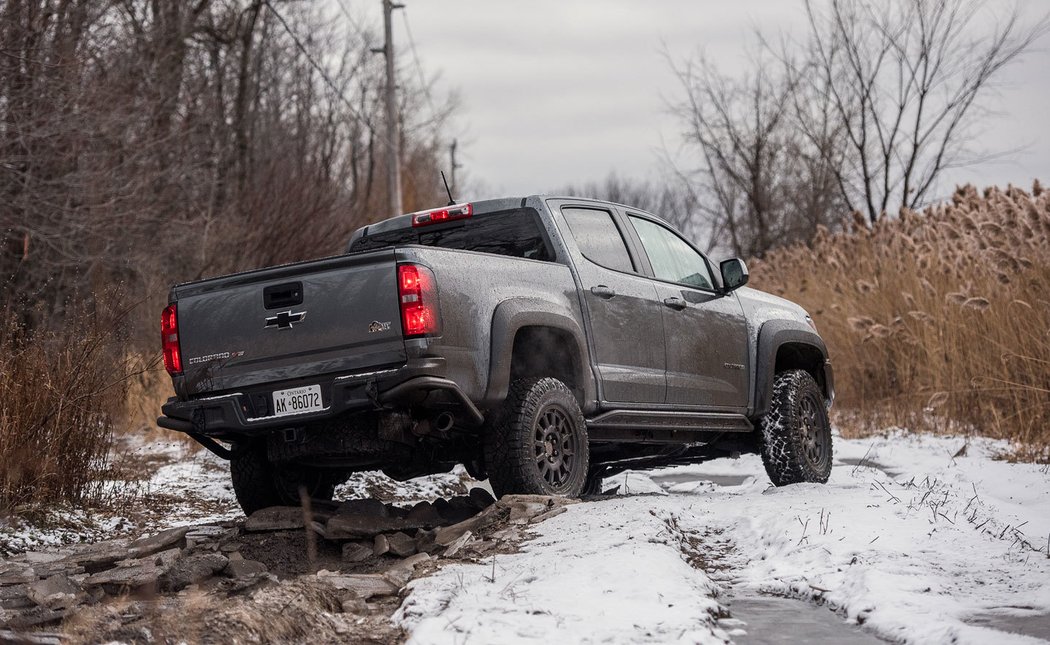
[759,370,833,486]
[484,377,589,498]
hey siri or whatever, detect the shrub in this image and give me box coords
[751,183,1050,457]
[0,298,132,511]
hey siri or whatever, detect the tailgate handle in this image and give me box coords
[264,282,303,309]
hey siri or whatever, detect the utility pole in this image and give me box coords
[449,139,461,197]
[381,0,404,217]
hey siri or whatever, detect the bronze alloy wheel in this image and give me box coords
[533,404,581,492]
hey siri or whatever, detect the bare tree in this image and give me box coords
[669,52,844,258]
[799,0,1049,224]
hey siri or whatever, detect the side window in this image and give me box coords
[629,216,714,290]
[562,207,635,273]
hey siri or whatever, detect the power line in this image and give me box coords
[400,8,439,125]
[262,0,389,151]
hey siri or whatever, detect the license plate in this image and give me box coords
[271,384,323,417]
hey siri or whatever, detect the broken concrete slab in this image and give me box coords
[25,574,80,610]
[404,501,443,526]
[222,559,267,578]
[315,571,399,600]
[0,628,64,644]
[0,563,36,586]
[508,501,550,523]
[126,526,190,559]
[373,534,390,557]
[0,585,33,610]
[163,553,229,591]
[326,514,422,540]
[336,498,389,518]
[342,542,372,564]
[244,507,306,532]
[443,530,473,557]
[83,548,181,594]
[433,502,511,546]
[468,487,496,509]
[385,532,416,557]
[64,540,134,573]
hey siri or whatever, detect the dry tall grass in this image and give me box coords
[751,182,1050,457]
[0,299,133,511]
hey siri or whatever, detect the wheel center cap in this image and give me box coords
[544,441,555,458]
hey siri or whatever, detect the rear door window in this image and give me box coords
[562,207,635,273]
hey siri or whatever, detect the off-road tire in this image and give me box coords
[760,369,833,486]
[484,377,589,498]
[230,440,339,515]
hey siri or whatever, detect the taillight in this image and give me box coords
[161,304,182,375]
[398,264,440,337]
[410,203,472,227]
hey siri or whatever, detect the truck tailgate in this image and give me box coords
[174,249,406,394]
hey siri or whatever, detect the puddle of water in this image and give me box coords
[650,472,752,487]
[722,596,885,644]
[967,612,1050,641]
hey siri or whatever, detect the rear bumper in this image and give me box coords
[158,358,482,437]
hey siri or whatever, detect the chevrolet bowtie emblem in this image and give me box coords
[265,310,306,330]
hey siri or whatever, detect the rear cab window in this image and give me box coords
[348,208,554,261]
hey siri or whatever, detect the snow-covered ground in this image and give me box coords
[398,432,1050,644]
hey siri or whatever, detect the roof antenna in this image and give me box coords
[441,170,456,206]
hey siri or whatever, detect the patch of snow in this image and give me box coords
[399,432,1050,644]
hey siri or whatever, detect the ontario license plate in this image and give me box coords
[272,384,323,417]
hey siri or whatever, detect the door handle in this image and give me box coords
[663,297,687,310]
[591,285,616,299]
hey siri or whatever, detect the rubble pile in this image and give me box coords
[0,492,576,641]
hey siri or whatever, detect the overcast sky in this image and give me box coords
[339,0,1049,203]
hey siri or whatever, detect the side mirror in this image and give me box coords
[720,258,749,293]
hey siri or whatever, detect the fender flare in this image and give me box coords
[484,298,595,409]
[751,319,832,418]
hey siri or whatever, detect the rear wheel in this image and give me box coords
[759,370,833,486]
[230,440,338,515]
[484,378,589,498]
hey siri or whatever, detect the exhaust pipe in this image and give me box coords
[434,412,455,433]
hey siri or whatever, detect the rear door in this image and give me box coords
[557,204,665,404]
[623,213,749,410]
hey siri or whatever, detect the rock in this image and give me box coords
[443,530,473,557]
[414,529,439,554]
[0,585,33,610]
[468,487,496,509]
[126,526,190,559]
[404,501,443,526]
[326,514,421,539]
[342,542,373,563]
[65,540,131,572]
[0,628,64,644]
[244,507,306,532]
[336,498,388,518]
[434,503,510,546]
[432,497,451,517]
[222,559,267,578]
[395,553,431,571]
[84,548,181,594]
[373,534,390,557]
[185,525,235,549]
[308,521,331,540]
[508,501,550,523]
[4,606,70,629]
[26,575,80,610]
[442,496,479,523]
[162,553,229,591]
[16,552,66,565]
[530,506,568,524]
[227,551,244,562]
[385,532,417,557]
[0,563,35,586]
[340,596,369,614]
[316,571,399,600]
[220,541,244,553]
[382,566,412,588]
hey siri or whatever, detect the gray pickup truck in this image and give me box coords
[158,196,834,514]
